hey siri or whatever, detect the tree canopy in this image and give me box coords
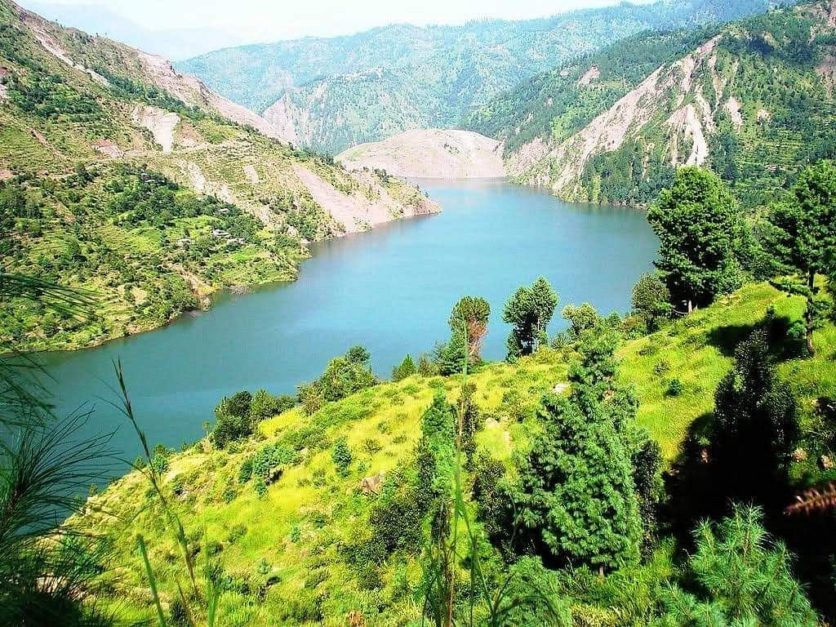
[647,167,743,311]
[502,277,558,360]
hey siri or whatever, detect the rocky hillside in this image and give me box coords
[469,0,836,206]
[180,0,797,154]
[0,0,438,351]
[337,129,506,179]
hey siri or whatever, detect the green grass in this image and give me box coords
[70,282,835,624]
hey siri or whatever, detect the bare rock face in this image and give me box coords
[337,129,506,179]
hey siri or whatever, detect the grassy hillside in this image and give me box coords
[179,0,795,154]
[0,0,437,351]
[468,0,836,207]
[70,281,835,624]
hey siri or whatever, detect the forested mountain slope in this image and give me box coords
[0,0,437,351]
[180,0,796,154]
[468,0,836,206]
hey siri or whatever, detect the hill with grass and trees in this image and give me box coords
[0,0,437,351]
[468,0,836,207]
[26,162,830,625]
[179,0,798,154]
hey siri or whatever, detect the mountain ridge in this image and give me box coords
[178,0,797,154]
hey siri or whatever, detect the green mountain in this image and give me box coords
[0,0,437,351]
[468,0,836,207]
[179,0,797,154]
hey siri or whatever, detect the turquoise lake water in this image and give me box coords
[32,179,658,466]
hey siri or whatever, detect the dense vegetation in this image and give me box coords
[180,0,795,153]
[0,165,303,350]
[468,0,836,208]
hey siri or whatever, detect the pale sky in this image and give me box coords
[18,0,656,43]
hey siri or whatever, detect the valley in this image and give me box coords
[0,0,834,625]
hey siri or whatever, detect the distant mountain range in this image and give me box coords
[179,0,799,154]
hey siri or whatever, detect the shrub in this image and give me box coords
[392,354,417,381]
[331,438,352,476]
[665,378,684,397]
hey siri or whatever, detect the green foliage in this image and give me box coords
[647,167,744,309]
[515,332,642,569]
[212,391,253,448]
[710,328,798,503]
[765,160,836,353]
[561,302,600,338]
[435,296,491,375]
[331,438,352,476]
[503,277,558,360]
[392,354,417,381]
[297,346,377,411]
[661,505,817,625]
[632,273,672,331]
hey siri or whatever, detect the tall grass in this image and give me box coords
[112,360,220,626]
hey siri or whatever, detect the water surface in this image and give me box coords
[34,179,658,465]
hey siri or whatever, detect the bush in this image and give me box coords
[298,346,377,411]
[331,438,352,476]
[392,354,417,381]
[665,378,684,397]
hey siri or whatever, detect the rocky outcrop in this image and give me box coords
[292,164,439,234]
[507,37,726,195]
[338,129,506,179]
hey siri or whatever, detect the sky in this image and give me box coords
[18,0,656,43]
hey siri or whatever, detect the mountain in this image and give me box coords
[178,0,797,154]
[21,1,241,60]
[0,0,437,351]
[468,0,836,206]
[337,129,506,179]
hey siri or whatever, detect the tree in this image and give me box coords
[561,303,600,338]
[662,506,817,626]
[631,273,672,331]
[212,391,254,448]
[647,167,743,312]
[332,438,352,476]
[710,328,798,506]
[448,296,491,365]
[298,346,377,410]
[503,277,558,360]
[765,160,836,355]
[436,297,491,375]
[249,389,281,421]
[392,354,417,382]
[515,331,642,570]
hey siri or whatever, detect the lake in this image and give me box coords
[33,179,658,466]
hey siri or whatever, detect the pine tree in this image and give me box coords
[515,330,642,570]
[647,167,743,311]
[765,160,836,355]
[503,277,558,360]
